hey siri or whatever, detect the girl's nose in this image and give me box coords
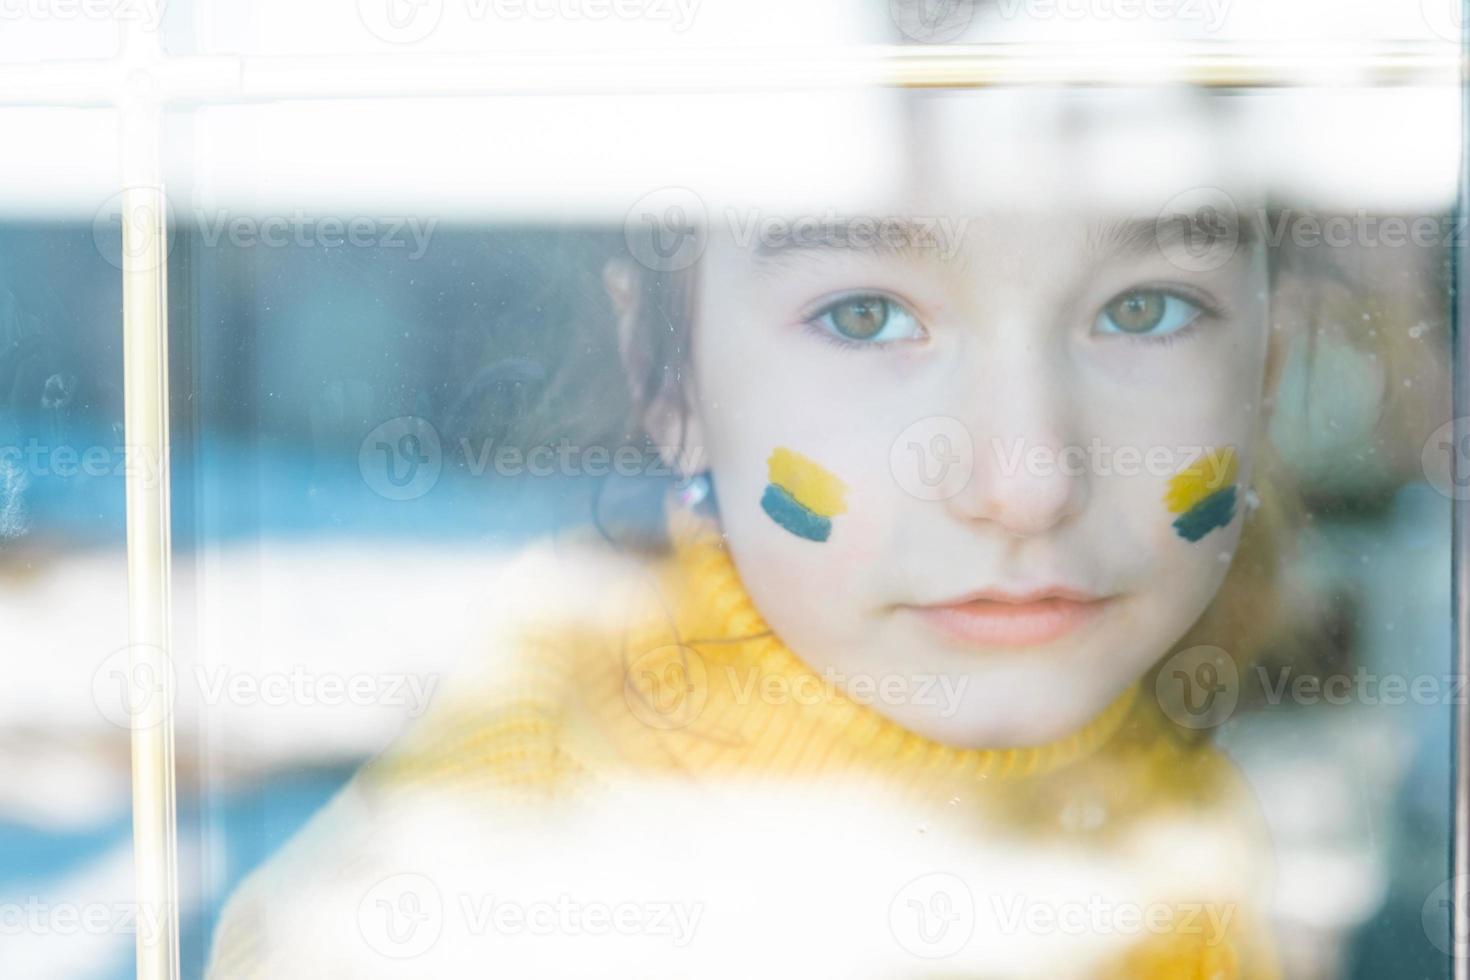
[942,361,1089,538]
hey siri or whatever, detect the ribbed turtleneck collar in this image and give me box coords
[603,506,1140,792]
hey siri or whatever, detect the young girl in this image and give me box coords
[207,190,1296,978]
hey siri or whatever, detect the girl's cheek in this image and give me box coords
[746,442,890,571]
[1162,446,1242,544]
[831,507,885,566]
[758,446,850,545]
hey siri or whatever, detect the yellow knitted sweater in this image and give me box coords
[208,510,1278,979]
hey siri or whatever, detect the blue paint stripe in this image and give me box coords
[761,484,832,542]
[1172,485,1238,542]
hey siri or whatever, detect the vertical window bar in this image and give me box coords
[120,26,181,977]
[1455,1,1470,974]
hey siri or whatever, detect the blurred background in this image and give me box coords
[0,0,1461,977]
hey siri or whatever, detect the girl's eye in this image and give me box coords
[1094,289,1202,338]
[809,294,925,345]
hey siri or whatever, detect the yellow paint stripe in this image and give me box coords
[767,448,848,518]
[1164,447,1239,515]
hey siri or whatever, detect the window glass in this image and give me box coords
[0,3,1462,979]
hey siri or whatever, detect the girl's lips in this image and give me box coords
[907,591,1112,648]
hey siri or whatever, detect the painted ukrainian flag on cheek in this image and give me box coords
[1165,447,1240,543]
[761,448,848,543]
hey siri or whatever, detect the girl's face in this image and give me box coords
[678,206,1270,747]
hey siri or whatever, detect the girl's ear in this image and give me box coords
[603,258,708,479]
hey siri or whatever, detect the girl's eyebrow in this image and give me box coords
[1087,212,1258,264]
[749,216,951,264]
